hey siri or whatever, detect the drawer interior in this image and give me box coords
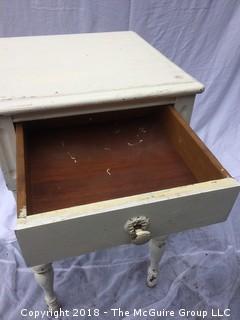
[16,106,229,216]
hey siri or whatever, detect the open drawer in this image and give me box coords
[16,106,240,266]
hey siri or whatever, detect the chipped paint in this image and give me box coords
[18,206,27,219]
[16,178,240,230]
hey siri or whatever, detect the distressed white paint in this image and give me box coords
[0,31,202,193]
[0,32,203,118]
[175,95,196,124]
[32,264,60,311]
[12,97,176,122]
[0,117,16,191]
[16,178,240,266]
[16,178,239,227]
[0,31,233,308]
[147,236,167,287]
[18,206,27,219]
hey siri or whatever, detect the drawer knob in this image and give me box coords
[124,216,151,245]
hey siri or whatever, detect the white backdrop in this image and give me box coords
[1,1,240,319]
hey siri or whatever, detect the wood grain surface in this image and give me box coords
[17,106,227,215]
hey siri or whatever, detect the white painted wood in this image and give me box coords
[32,264,60,311]
[174,95,196,124]
[16,178,240,266]
[0,32,204,118]
[147,236,167,287]
[1,31,236,306]
[0,117,16,191]
[12,97,176,122]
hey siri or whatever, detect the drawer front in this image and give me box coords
[16,178,239,266]
[15,106,240,266]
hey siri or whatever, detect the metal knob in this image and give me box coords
[124,216,151,245]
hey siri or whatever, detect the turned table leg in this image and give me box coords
[32,263,60,311]
[147,236,167,287]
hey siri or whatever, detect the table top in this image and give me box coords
[0,31,204,116]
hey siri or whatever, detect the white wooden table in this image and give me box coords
[0,31,239,310]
